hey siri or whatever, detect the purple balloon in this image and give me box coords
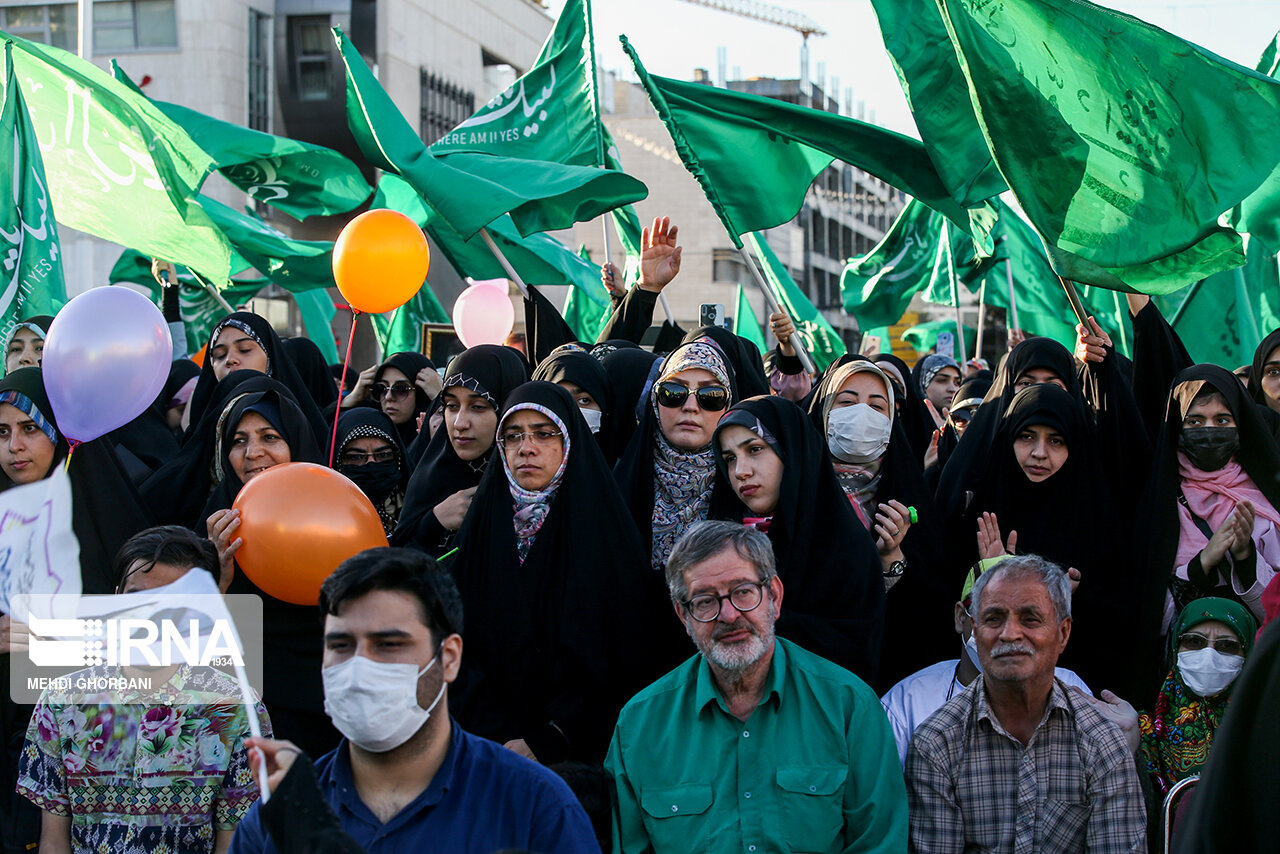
[43,286,172,442]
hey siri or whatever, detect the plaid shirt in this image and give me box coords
[904,677,1146,854]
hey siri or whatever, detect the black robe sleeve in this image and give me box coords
[596,287,658,345]
[1131,300,1194,442]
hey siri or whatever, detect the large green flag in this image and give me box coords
[1229,31,1280,253]
[733,284,767,352]
[841,200,949,329]
[936,0,1280,293]
[111,62,371,221]
[370,287,449,358]
[745,232,846,370]
[3,32,232,281]
[336,28,644,240]
[868,0,1005,208]
[371,174,605,308]
[198,195,334,292]
[0,43,65,340]
[620,36,992,247]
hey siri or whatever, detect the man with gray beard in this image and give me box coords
[604,521,906,854]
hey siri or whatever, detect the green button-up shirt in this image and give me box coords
[606,639,907,854]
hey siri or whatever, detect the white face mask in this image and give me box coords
[1177,648,1244,698]
[964,632,983,674]
[322,655,445,752]
[580,406,603,434]
[826,403,892,464]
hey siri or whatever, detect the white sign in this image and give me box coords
[0,465,79,619]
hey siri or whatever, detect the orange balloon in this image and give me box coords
[232,463,389,605]
[332,209,431,314]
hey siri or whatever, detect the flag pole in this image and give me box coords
[736,244,816,374]
[1057,276,1091,328]
[943,222,968,365]
[188,269,237,314]
[975,280,986,363]
[1005,257,1020,332]
[479,228,531,299]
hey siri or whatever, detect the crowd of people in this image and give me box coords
[0,216,1277,853]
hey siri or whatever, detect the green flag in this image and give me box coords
[620,35,993,247]
[868,0,1005,208]
[745,232,846,370]
[0,43,65,340]
[733,284,767,352]
[336,27,645,240]
[3,32,232,281]
[198,195,334,292]
[370,286,448,357]
[1229,31,1280,253]
[111,62,371,221]
[936,0,1280,293]
[293,288,339,363]
[108,249,264,350]
[562,246,610,343]
[841,200,947,329]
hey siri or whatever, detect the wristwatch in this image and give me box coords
[884,559,907,579]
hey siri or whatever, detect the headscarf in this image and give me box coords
[1248,328,1280,412]
[281,337,339,410]
[1135,365,1280,698]
[198,383,324,527]
[392,345,529,553]
[913,353,960,399]
[532,349,619,463]
[711,396,885,683]
[497,402,571,562]
[807,358,954,689]
[448,382,651,762]
[332,408,407,537]
[814,361,895,522]
[681,325,771,398]
[375,352,435,448]
[184,312,329,447]
[1139,597,1258,794]
[1,315,52,374]
[649,342,734,571]
[0,368,153,594]
[871,353,934,461]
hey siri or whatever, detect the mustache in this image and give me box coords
[990,642,1034,657]
[712,619,756,641]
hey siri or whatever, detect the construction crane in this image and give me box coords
[676,0,827,99]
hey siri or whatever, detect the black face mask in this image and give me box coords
[1178,427,1240,472]
[340,460,401,504]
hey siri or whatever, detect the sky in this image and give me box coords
[555,0,1280,137]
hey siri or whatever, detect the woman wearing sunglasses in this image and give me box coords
[1138,597,1257,832]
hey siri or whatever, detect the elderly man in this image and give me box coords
[905,554,1146,853]
[606,520,905,854]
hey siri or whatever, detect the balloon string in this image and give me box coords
[329,311,360,468]
[63,440,79,471]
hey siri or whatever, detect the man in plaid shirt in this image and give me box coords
[904,554,1146,853]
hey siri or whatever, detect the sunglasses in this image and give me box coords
[370,382,414,401]
[1177,633,1245,657]
[655,381,729,412]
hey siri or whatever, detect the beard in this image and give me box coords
[693,603,776,676]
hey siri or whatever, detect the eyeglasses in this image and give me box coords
[339,447,398,466]
[370,382,414,401]
[498,429,563,448]
[1178,633,1245,657]
[681,580,768,622]
[655,381,729,412]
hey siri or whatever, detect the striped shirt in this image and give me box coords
[905,677,1146,854]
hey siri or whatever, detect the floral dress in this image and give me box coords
[17,664,269,854]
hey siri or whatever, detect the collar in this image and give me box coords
[331,717,463,829]
[974,676,1072,741]
[694,638,785,717]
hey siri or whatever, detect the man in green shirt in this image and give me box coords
[605,521,907,854]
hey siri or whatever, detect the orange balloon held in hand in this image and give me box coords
[332,209,431,314]
[232,463,389,605]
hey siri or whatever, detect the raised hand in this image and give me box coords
[638,216,682,293]
[977,511,1017,560]
[1074,315,1112,364]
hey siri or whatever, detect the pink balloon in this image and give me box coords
[452,282,515,348]
[43,287,172,442]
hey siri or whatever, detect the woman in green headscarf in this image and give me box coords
[1138,596,1258,799]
